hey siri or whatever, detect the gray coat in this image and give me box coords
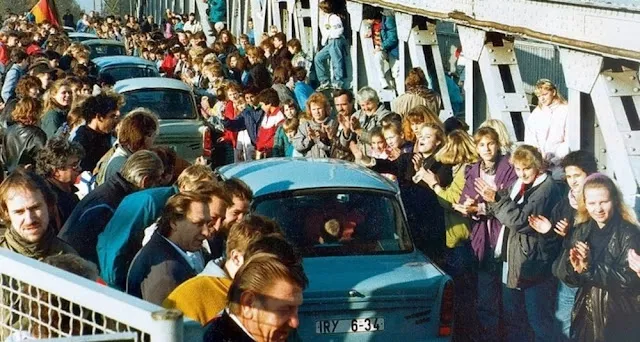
[292,117,338,158]
[352,104,392,154]
[489,173,562,289]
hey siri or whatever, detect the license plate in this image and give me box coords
[315,318,384,334]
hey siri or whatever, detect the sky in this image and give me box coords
[76,0,102,13]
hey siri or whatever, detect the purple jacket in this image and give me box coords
[460,155,517,262]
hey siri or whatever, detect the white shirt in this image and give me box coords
[183,21,202,33]
[159,232,205,273]
[319,13,344,45]
[228,309,257,341]
[524,102,570,165]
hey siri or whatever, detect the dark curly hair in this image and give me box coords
[35,136,86,178]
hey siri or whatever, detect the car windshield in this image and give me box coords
[89,44,126,59]
[103,67,159,82]
[121,89,197,120]
[253,190,413,257]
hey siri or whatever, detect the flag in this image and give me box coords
[30,0,60,27]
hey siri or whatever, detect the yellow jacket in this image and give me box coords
[434,163,471,248]
[163,275,233,325]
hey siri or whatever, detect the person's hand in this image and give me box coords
[337,114,351,133]
[387,147,401,161]
[195,156,207,165]
[628,249,640,277]
[421,169,438,188]
[322,124,335,139]
[528,215,552,234]
[350,116,361,133]
[453,195,480,216]
[411,154,424,172]
[308,127,319,140]
[349,141,363,160]
[570,241,590,274]
[554,219,571,237]
[201,96,210,110]
[474,178,497,203]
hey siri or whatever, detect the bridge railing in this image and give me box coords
[0,249,204,341]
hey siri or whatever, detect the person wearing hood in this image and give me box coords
[293,92,338,158]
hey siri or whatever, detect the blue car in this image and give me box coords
[217,158,453,341]
[92,56,159,82]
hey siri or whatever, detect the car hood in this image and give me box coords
[301,252,448,307]
[157,120,205,137]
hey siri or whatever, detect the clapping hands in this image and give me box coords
[570,241,590,274]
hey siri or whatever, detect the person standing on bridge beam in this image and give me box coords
[315,0,348,91]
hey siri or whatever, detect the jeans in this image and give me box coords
[555,281,577,341]
[502,277,560,342]
[314,37,347,88]
[477,262,503,342]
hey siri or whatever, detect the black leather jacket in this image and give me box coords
[0,123,47,172]
[554,215,640,341]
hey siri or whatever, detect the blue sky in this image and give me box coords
[76,0,102,13]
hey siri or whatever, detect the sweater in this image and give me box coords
[163,273,232,325]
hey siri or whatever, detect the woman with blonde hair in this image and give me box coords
[525,79,569,179]
[555,173,640,341]
[480,118,515,155]
[418,128,479,340]
[40,79,73,138]
[476,144,563,341]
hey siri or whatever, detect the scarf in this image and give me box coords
[3,225,58,260]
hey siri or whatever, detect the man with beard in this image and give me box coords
[0,169,76,339]
[208,178,252,259]
[332,89,357,161]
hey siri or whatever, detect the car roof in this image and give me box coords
[81,39,124,46]
[217,158,398,197]
[93,56,157,69]
[68,32,97,38]
[113,77,193,93]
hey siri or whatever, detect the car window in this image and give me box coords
[90,45,126,59]
[103,67,159,82]
[121,89,197,120]
[253,191,413,257]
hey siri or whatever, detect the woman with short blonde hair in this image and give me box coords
[525,79,569,180]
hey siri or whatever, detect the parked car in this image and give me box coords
[67,32,98,42]
[114,77,213,163]
[92,56,160,83]
[81,39,126,59]
[216,158,453,341]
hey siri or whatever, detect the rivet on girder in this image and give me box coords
[594,123,600,128]
[508,49,512,52]
[634,88,640,92]
[606,76,613,81]
[493,59,497,62]
[632,76,637,81]
[511,58,516,62]
[489,49,494,53]
[627,134,633,138]
[601,149,607,153]
[613,89,618,93]
[632,148,637,152]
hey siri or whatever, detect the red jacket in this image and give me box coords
[221,101,238,147]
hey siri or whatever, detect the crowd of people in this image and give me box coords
[0,2,639,342]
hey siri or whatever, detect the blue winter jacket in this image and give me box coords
[381,15,399,60]
[207,0,227,23]
[294,82,314,112]
[222,106,264,146]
